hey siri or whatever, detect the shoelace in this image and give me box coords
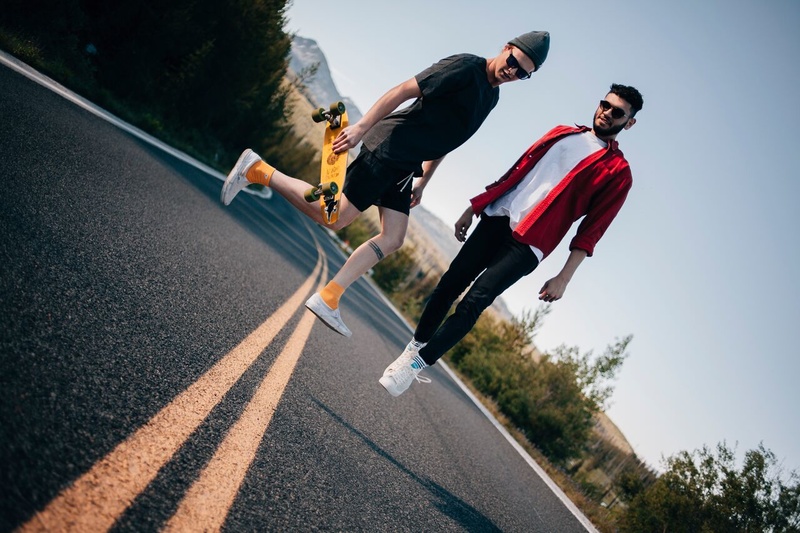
[414,373,432,385]
[392,363,431,386]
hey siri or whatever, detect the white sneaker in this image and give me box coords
[379,353,431,397]
[221,149,262,206]
[305,293,352,337]
[383,339,427,376]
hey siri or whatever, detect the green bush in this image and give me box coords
[372,246,417,295]
[622,443,800,532]
[446,311,628,464]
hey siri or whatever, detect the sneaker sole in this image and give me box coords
[304,302,353,338]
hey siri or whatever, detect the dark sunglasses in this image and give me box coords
[506,52,532,80]
[599,100,627,120]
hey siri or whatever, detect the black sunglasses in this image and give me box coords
[599,100,627,120]
[506,52,532,80]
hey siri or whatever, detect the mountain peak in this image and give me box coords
[289,36,362,124]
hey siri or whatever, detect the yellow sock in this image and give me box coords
[320,281,345,309]
[246,161,275,187]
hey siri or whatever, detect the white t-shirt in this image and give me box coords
[484,131,607,261]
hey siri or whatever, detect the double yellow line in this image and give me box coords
[22,239,328,532]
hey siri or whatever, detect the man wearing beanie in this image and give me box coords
[380,84,644,397]
[221,31,550,337]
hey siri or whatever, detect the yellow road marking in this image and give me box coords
[21,254,324,532]
[164,261,328,531]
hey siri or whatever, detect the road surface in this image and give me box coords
[0,56,595,532]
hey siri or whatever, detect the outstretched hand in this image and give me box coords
[539,249,587,303]
[539,276,568,302]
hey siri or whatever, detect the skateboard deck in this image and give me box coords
[305,102,348,225]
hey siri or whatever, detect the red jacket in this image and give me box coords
[470,125,632,258]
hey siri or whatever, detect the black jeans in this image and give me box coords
[416,215,539,365]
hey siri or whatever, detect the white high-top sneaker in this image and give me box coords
[379,351,431,397]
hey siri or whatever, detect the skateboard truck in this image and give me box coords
[311,101,346,129]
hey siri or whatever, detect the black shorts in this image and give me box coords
[342,149,415,215]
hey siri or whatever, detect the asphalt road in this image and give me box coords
[0,58,593,532]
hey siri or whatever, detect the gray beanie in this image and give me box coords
[508,31,550,72]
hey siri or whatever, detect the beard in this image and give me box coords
[593,115,627,137]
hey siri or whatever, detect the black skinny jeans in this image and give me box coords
[416,215,539,365]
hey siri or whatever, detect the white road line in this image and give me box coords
[0,50,270,200]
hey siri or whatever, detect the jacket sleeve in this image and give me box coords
[569,167,632,256]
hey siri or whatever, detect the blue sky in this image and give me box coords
[285,1,800,472]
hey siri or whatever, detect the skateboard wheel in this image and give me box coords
[320,182,338,196]
[330,101,346,116]
[304,186,320,202]
[311,108,326,123]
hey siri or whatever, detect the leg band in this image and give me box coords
[368,240,385,260]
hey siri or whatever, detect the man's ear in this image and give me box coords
[624,117,637,130]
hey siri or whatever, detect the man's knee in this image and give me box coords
[436,266,472,296]
[330,218,349,231]
[329,203,361,231]
[457,287,494,318]
[382,234,405,254]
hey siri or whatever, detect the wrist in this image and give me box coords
[556,271,573,283]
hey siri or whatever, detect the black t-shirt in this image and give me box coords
[361,54,499,175]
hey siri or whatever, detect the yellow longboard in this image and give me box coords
[305,102,348,225]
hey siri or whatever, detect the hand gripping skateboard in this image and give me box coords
[305,101,349,225]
